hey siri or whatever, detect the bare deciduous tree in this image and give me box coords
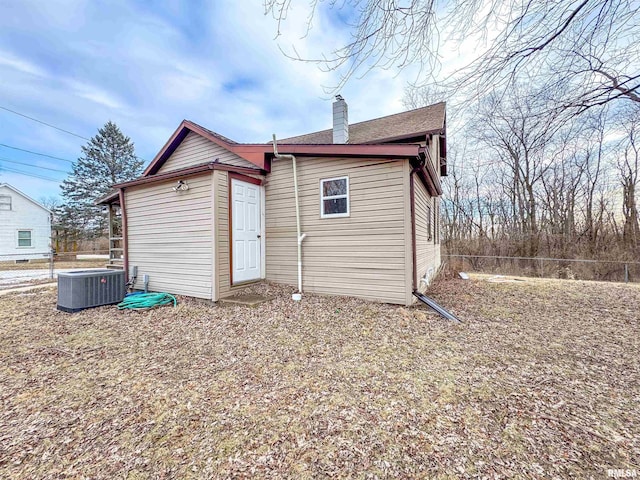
[616,109,640,249]
[436,90,636,278]
[472,87,568,256]
[265,0,639,112]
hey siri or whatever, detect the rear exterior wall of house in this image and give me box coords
[125,131,260,300]
[264,156,413,305]
[124,172,214,299]
[122,133,442,305]
[414,176,441,293]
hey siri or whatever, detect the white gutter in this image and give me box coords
[272,134,305,297]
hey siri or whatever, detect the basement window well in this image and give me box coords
[320,176,349,218]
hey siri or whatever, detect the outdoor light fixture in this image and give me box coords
[173,180,189,192]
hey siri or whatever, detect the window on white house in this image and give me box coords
[426,202,433,242]
[0,195,11,210]
[320,176,349,217]
[17,230,32,247]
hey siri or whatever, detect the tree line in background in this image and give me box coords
[415,91,639,277]
[50,122,143,252]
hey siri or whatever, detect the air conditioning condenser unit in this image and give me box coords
[57,269,126,313]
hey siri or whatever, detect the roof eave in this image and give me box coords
[270,143,420,158]
[362,128,446,145]
[95,190,120,205]
[143,120,269,176]
[115,162,266,190]
[143,121,192,176]
[0,183,53,213]
[416,148,443,196]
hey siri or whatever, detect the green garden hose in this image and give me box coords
[117,292,177,310]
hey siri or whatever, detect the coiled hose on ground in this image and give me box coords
[117,292,177,310]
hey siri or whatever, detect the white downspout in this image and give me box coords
[272,134,305,298]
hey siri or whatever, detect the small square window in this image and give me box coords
[426,203,433,242]
[18,230,32,247]
[0,195,11,211]
[320,176,349,218]
[434,197,440,244]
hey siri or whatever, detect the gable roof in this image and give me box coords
[279,102,446,144]
[143,120,270,176]
[0,183,52,214]
[143,121,430,177]
[142,102,446,177]
[106,140,422,197]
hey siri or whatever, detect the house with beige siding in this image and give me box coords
[99,99,446,305]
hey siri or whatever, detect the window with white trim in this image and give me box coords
[320,176,349,218]
[17,230,32,247]
[0,195,11,210]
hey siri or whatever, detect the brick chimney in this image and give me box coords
[332,95,349,144]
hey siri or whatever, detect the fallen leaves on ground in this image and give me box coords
[0,278,638,479]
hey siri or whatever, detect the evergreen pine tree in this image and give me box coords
[59,121,143,240]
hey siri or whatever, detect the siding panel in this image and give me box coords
[0,185,51,261]
[414,177,441,293]
[265,157,408,304]
[125,173,213,299]
[158,131,256,173]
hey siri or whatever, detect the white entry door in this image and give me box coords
[231,178,262,283]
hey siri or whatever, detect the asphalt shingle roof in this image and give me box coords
[279,102,445,144]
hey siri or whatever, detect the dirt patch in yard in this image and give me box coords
[0,279,638,478]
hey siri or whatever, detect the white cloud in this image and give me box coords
[0,0,439,200]
[0,50,47,77]
[65,80,126,110]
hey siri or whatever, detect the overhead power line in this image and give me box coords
[0,105,90,141]
[0,143,75,163]
[0,105,149,164]
[0,165,61,182]
[0,157,69,173]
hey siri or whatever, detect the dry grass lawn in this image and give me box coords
[0,277,638,479]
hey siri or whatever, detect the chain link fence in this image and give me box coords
[443,254,639,284]
[0,251,109,287]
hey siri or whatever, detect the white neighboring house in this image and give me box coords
[0,183,52,262]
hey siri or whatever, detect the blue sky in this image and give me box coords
[0,0,417,202]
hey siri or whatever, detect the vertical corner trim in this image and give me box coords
[403,160,415,306]
[409,167,418,292]
[118,188,129,283]
[211,171,219,301]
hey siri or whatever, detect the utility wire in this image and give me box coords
[0,157,69,173]
[1,166,60,181]
[0,165,61,182]
[0,105,147,163]
[0,143,75,163]
[0,105,90,140]
[0,105,148,163]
